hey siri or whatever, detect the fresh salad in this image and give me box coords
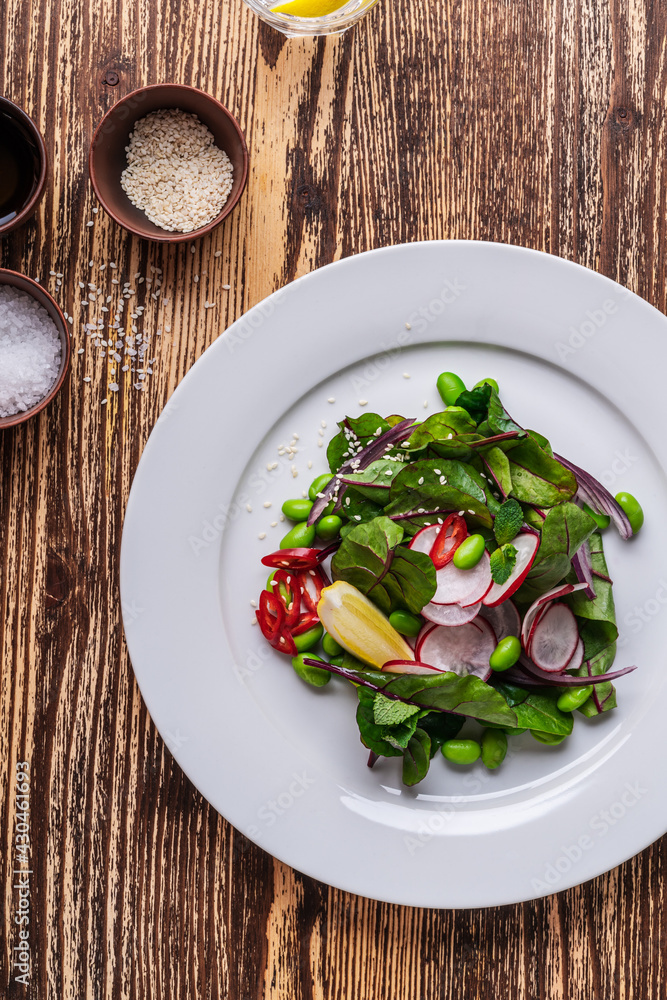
[254,373,643,786]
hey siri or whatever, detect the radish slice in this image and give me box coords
[521,582,587,648]
[415,622,438,658]
[421,601,482,627]
[408,525,439,557]
[418,618,496,680]
[477,600,521,642]
[482,533,539,607]
[529,603,579,672]
[563,636,584,672]
[382,660,446,675]
[432,551,492,606]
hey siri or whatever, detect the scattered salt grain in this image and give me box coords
[0,286,62,417]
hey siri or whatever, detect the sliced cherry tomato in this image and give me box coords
[255,590,286,641]
[261,547,321,571]
[298,567,328,613]
[271,570,301,627]
[430,513,467,569]
[291,611,320,636]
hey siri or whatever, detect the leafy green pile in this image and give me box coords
[266,381,638,785]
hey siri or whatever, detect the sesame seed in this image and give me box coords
[327,397,335,403]
[246,504,252,512]
[250,600,257,608]
[405,322,411,330]
[258,532,266,540]
[359,399,368,406]
[263,501,272,508]
[403,373,410,379]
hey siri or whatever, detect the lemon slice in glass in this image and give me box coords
[271,0,349,16]
[317,581,414,669]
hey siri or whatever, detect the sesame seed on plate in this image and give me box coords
[263,501,272,508]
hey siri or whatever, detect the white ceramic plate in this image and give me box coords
[121,242,667,908]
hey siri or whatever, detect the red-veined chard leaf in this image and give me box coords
[331,516,437,614]
[518,502,597,600]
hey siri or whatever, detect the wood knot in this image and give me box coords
[611,105,638,134]
[45,551,71,608]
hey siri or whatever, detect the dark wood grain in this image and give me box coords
[2,0,667,997]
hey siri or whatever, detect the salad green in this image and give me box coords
[255,375,642,786]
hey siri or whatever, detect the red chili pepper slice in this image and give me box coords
[255,589,286,641]
[269,629,297,656]
[271,570,301,628]
[261,547,321,571]
[430,514,467,569]
[291,611,320,636]
[298,567,327,613]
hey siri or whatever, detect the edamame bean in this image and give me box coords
[452,533,486,570]
[556,685,594,713]
[582,503,610,530]
[293,623,324,652]
[329,655,344,666]
[388,610,422,637]
[481,729,507,769]
[489,635,522,672]
[441,739,481,764]
[291,653,331,687]
[615,491,644,533]
[473,377,499,393]
[280,522,316,549]
[436,372,466,406]
[281,498,314,522]
[315,515,343,541]
[531,730,567,745]
[322,632,343,656]
[308,474,333,502]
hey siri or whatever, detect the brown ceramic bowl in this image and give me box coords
[0,97,48,237]
[0,269,70,430]
[88,84,249,243]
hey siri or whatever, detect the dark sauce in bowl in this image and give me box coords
[0,113,41,228]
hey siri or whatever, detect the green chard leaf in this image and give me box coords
[331,516,437,614]
[405,408,478,452]
[345,666,518,727]
[402,728,432,786]
[454,383,492,423]
[481,446,513,499]
[508,437,578,507]
[338,488,385,531]
[338,459,402,504]
[385,458,493,532]
[519,502,597,600]
[486,392,525,436]
[494,498,524,545]
[492,682,574,735]
[418,711,465,757]
[326,413,391,473]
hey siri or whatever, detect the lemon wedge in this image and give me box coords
[271,0,348,16]
[317,581,414,669]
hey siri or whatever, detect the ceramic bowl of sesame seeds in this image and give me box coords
[89,84,249,243]
[0,269,71,429]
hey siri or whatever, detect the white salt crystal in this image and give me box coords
[0,287,62,417]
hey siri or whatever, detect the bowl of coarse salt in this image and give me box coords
[89,84,249,243]
[0,270,70,430]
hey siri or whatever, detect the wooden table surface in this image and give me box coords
[2,0,667,996]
